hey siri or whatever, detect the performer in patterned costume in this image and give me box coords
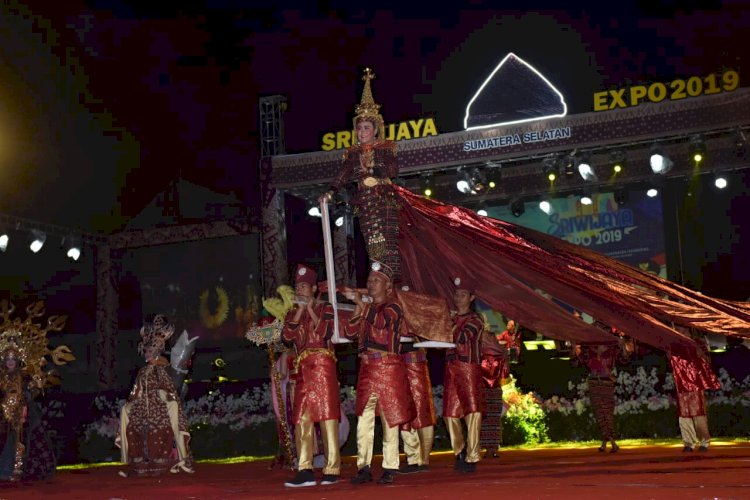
[668,326,720,452]
[282,264,341,487]
[0,301,74,483]
[344,261,415,485]
[479,326,508,458]
[443,275,485,473]
[116,315,194,477]
[572,330,633,453]
[321,68,401,281]
[398,340,435,473]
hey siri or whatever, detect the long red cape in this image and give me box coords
[396,185,750,353]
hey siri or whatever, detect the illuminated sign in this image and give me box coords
[464,52,568,131]
[464,126,571,152]
[321,117,438,151]
[593,70,740,111]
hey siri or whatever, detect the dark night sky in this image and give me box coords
[1,0,748,233]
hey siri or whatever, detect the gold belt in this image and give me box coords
[294,348,336,371]
[361,177,392,188]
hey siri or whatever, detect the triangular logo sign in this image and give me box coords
[464,53,567,131]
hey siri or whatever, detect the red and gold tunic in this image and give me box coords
[668,340,720,418]
[401,345,436,430]
[344,298,415,427]
[443,311,485,418]
[480,330,508,388]
[330,140,401,280]
[282,302,340,424]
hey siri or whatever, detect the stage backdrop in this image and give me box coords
[122,234,263,342]
[477,189,666,330]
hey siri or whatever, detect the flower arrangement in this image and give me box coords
[70,366,750,463]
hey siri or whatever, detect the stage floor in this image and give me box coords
[3,441,750,499]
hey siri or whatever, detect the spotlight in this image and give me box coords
[420,173,434,197]
[690,135,706,165]
[30,229,46,253]
[714,175,728,189]
[610,150,626,175]
[538,199,552,215]
[646,188,659,198]
[477,208,488,217]
[335,216,344,227]
[456,168,472,194]
[580,195,593,205]
[0,233,7,252]
[542,156,558,183]
[577,153,597,181]
[308,206,322,217]
[649,144,673,174]
[510,198,525,217]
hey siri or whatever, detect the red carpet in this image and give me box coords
[2,442,749,499]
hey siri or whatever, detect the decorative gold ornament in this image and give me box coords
[353,67,385,140]
[0,299,75,390]
[199,286,230,329]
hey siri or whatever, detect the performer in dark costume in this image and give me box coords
[321,68,401,282]
[0,339,57,482]
[479,325,508,458]
[572,331,633,453]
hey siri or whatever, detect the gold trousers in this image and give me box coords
[356,394,400,470]
[445,412,482,464]
[295,411,340,475]
[679,416,710,449]
[400,425,434,466]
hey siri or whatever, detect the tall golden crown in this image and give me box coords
[0,300,75,390]
[353,67,386,140]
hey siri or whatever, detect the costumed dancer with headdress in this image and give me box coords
[282,264,341,488]
[116,315,194,477]
[479,320,508,459]
[444,275,485,473]
[668,326,720,452]
[320,67,401,283]
[571,321,633,453]
[0,301,74,482]
[344,261,415,485]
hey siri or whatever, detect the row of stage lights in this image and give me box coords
[423,131,744,199]
[303,130,743,219]
[0,227,82,261]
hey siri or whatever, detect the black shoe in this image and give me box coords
[453,449,467,471]
[598,444,606,453]
[320,474,339,485]
[461,462,476,473]
[698,445,709,452]
[350,466,373,484]
[378,469,396,484]
[398,464,421,474]
[682,445,694,452]
[610,443,620,454]
[417,464,430,472]
[284,469,317,488]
